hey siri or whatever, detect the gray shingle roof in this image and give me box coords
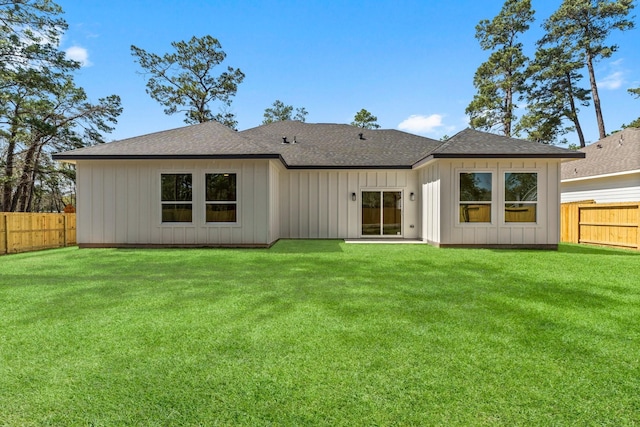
[53,120,583,168]
[239,121,441,168]
[561,128,640,180]
[431,128,585,158]
[52,121,277,158]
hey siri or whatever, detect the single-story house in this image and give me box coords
[561,128,640,203]
[53,120,584,249]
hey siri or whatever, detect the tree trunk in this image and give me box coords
[586,51,606,139]
[565,72,587,148]
[24,144,45,212]
[14,140,39,212]
[2,138,17,212]
[504,86,513,138]
[2,104,22,212]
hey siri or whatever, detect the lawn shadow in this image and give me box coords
[558,243,640,256]
[269,239,344,254]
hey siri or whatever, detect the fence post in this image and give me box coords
[63,214,67,247]
[2,214,7,255]
[575,204,580,244]
[637,203,640,250]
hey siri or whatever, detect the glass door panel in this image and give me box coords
[361,191,402,236]
[383,191,402,235]
[361,191,381,235]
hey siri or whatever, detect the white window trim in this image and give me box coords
[501,170,539,226]
[455,169,496,226]
[159,171,194,226]
[203,170,241,227]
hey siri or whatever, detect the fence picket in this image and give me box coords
[0,213,76,255]
[561,202,640,250]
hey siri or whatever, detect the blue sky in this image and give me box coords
[58,0,639,146]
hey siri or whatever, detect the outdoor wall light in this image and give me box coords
[410,192,415,201]
[351,192,357,201]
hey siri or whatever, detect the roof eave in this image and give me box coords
[412,155,436,169]
[51,153,413,170]
[285,164,413,170]
[562,168,640,182]
[51,153,282,161]
[430,153,586,159]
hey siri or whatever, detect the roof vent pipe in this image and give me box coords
[358,133,364,140]
[293,136,297,144]
[282,137,288,144]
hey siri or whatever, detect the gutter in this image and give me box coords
[562,169,640,183]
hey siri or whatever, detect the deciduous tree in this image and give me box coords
[131,35,245,128]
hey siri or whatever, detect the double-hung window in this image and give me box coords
[205,173,237,223]
[459,172,492,223]
[161,173,193,222]
[504,172,537,223]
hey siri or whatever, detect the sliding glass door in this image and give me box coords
[361,191,402,236]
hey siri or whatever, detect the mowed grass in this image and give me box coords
[1,241,639,426]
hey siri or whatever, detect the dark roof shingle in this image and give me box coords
[53,121,583,168]
[239,121,441,168]
[561,128,640,180]
[53,121,277,158]
[432,128,585,158]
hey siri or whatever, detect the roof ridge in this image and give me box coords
[113,120,237,144]
[431,128,470,153]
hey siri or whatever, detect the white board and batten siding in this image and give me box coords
[561,172,640,203]
[419,162,441,244]
[76,159,274,246]
[279,169,420,239]
[419,159,562,246]
[268,160,282,243]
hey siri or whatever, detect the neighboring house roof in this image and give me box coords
[561,128,640,181]
[53,120,583,169]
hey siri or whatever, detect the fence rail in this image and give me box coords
[0,213,76,255]
[561,201,640,250]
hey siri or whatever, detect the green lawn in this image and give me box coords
[1,241,639,426]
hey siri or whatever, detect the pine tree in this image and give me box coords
[465,0,535,137]
[541,0,635,139]
[131,35,245,128]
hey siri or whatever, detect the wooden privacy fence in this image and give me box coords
[561,201,640,250]
[0,213,76,255]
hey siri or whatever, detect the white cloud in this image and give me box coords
[397,114,446,135]
[598,71,624,90]
[65,46,92,67]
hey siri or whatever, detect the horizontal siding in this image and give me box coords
[561,173,640,203]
